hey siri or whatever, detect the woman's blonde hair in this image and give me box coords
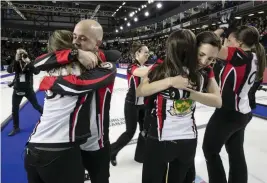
[47,30,85,76]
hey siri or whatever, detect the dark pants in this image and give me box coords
[184,164,196,183]
[12,89,43,129]
[111,102,145,157]
[24,145,84,183]
[142,138,197,183]
[202,108,252,183]
[81,142,111,183]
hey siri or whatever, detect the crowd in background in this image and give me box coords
[1,3,267,66]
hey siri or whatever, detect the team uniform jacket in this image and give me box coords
[215,47,258,114]
[27,50,116,148]
[146,65,214,141]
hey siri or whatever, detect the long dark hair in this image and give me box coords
[236,25,266,81]
[150,29,200,89]
[197,31,222,50]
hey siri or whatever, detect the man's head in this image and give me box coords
[73,19,103,51]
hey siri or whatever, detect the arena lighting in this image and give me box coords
[157,3,162,9]
[120,26,123,30]
[258,11,264,14]
[235,16,242,19]
[127,22,131,27]
[248,13,254,16]
[91,5,100,19]
[145,11,149,16]
[4,0,27,20]
[134,17,138,22]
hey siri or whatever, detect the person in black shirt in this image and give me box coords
[110,41,151,166]
[7,49,43,136]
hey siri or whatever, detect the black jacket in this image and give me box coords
[7,60,40,91]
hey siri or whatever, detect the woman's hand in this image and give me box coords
[169,76,191,90]
[77,50,98,70]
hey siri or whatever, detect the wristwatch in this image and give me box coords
[69,49,79,61]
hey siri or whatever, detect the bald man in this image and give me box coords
[73,19,103,51]
[33,19,120,183]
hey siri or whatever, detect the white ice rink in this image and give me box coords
[1,68,267,183]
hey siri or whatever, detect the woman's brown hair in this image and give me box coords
[47,30,85,76]
[236,26,266,81]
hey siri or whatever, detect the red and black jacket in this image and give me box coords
[34,49,116,147]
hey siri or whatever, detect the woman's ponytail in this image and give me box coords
[254,42,266,81]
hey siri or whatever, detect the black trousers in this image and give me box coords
[142,137,197,183]
[12,89,43,129]
[24,145,84,183]
[111,102,145,157]
[81,142,111,183]
[202,108,252,183]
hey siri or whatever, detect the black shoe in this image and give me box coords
[110,154,117,166]
[8,128,20,136]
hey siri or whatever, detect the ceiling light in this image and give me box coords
[258,11,264,14]
[138,8,141,11]
[119,6,122,9]
[134,17,138,22]
[120,26,123,30]
[157,3,162,9]
[127,22,131,27]
[191,29,195,30]
[248,13,254,16]
[144,5,147,8]
[212,23,216,25]
[122,2,126,5]
[115,29,118,33]
[151,0,154,2]
[124,17,127,21]
[145,11,149,16]
[235,16,242,19]
[116,9,119,12]
[135,10,137,13]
